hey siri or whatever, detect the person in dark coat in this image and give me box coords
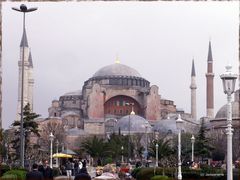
[74,173,91,180]
[74,160,79,175]
[65,160,73,178]
[44,165,53,180]
[79,167,88,175]
[38,164,45,176]
[26,163,44,180]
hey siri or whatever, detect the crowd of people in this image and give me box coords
[26,163,53,180]
[59,159,89,176]
[25,160,91,180]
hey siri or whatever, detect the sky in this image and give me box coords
[2,1,239,129]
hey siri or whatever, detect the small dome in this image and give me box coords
[93,63,141,78]
[61,111,80,118]
[114,114,151,134]
[153,115,187,134]
[215,101,239,119]
[63,90,82,96]
[67,127,88,136]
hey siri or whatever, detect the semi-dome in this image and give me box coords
[215,101,239,119]
[114,114,152,134]
[93,63,142,78]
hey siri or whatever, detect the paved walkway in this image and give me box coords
[54,176,97,180]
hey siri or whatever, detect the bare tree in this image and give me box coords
[38,119,66,156]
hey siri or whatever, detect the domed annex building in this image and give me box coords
[44,61,197,149]
[208,90,240,160]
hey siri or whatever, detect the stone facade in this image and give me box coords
[45,63,179,138]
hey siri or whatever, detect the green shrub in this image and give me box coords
[136,168,155,180]
[3,170,26,180]
[0,164,10,176]
[131,167,141,179]
[1,174,17,180]
[132,166,229,180]
[52,167,61,177]
[103,157,113,165]
[151,175,169,180]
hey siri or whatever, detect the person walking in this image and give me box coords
[44,165,54,180]
[26,163,43,180]
[66,160,72,179]
[74,160,79,175]
[38,164,45,177]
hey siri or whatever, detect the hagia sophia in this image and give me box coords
[12,28,240,157]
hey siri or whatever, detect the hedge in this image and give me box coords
[2,170,27,180]
[151,175,170,180]
[131,167,235,180]
[0,164,10,176]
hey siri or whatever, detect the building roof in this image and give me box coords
[20,28,29,47]
[114,114,151,134]
[93,63,142,78]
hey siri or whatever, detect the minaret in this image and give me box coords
[16,28,33,120]
[0,4,2,128]
[28,51,34,111]
[190,59,197,120]
[206,41,214,118]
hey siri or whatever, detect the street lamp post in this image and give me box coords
[121,146,124,163]
[49,132,54,168]
[191,135,195,162]
[220,65,237,180]
[176,114,184,180]
[56,139,59,167]
[12,4,37,168]
[155,143,159,167]
[145,122,149,162]
[125,102,134,163]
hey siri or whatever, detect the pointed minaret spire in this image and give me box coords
[206,41,214,118]
[190,59,197,120]
[28,51,33,68]
[191,59,196,77]
[207,41,213,62]
[20,28,29,47]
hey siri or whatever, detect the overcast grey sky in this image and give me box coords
[2,1,239,128]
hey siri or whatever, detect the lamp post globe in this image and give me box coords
[176,114,184,180]
[12,4,37,167]
[220,65,237,180]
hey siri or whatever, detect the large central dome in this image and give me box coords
[93,63,142,78]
